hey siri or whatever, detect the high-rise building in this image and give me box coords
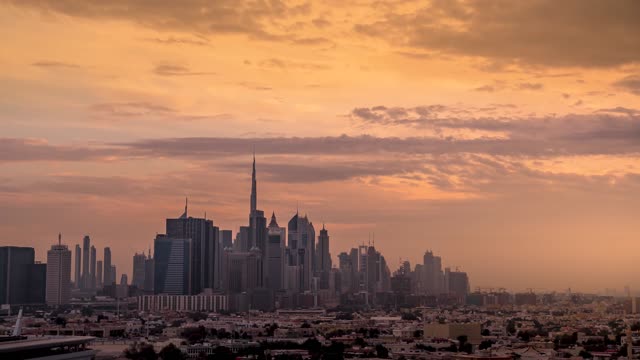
[221,230,233,249]
[223,248,262,294]
[103,247,112,286]
[90,245,96,289]
[265,212,285,291]
[166,199,218,294]
[132,253,146,288]
[316,224,331,289]
[74,244,81,289]
[120,274,128,286]
[46,234,72,306]
[144,250,154,293]
[96,260,103,288]
[0,246,46,305]
[110,265,116,285]
[248,155,266,251]
[447,268,470,298]
[287,212,315,292]
[154,234,191,295]
[81,235,90,289]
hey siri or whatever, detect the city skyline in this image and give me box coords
[1,1,640,292]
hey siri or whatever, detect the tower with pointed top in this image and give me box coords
[247,154,267,287]
[316,223,332,289]
[265,212,285,291]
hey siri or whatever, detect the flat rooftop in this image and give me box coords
[0,336,94,353]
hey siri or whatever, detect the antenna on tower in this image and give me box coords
[58,233,61,246]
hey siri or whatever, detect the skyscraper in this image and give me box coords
[90,245,96,289]
[103,247,112,286]
[166,199,218,294]
[0,246,46,305]
[153,234,191,295]
[221,230,233,249]
[249,155,268,252]
[132,253,146,288]
[287,212,315,291]
[265,212,285,291]
[316,224,331,289]
[96,260,103,288]
[81,235,90,289]
[144,250,154,293]
[46,234,72,306]
[74,244,81,289]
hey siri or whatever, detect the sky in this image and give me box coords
[1,0,640,293]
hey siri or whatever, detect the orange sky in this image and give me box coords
[1,0,640,293]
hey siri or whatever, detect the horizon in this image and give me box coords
[2,0,640,294]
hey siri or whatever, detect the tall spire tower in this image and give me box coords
[251,151,257,213]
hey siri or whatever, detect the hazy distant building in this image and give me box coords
[0,246,46,305]
[46,234,72,306]
[81,235,90,289]
[223,248,262,294]
[132,253,146,288]
[154,234,191,295]
[166,199,218,294]
[110,265,116,285]
[287,212,315,291]
[265,212,285,291]
[103,247,112,286]
[120,274,128,286]
[446,268,470,298]
[74,244,81,289]
[96,260,103,288]
[316,224,331,289]
[144,251,155,293]
[90,245,96,289]
[221,230,233,249]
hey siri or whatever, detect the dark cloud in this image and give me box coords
[153,64,216,76]
[614,74,640,95]
[516,82,544,91]
[355,0,640,68]
[31,60,81,69]
[8,0,312,42]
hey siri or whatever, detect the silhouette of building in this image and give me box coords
[166,199,218,294]
[96,260,103,288]
[89,245,96,289]
[287,212,315,292]
[0,246,46,305]
[81,235,90,289]
[132,253,146,288]
[221,230,233,249]
[154,234,191,295]
[144,250,154,293]
[316,224,331,289]
[265,212,285,291]
[74,244,81,289]
[103,247,112,286]
[46,234,72,306]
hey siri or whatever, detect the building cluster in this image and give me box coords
[0,156,470,313]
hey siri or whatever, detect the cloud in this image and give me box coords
[8,0,313,42]
[355,0,640,68]
[258,58,331,71]
[143,36,210,47]
[516,82,544,91]
[614,74,640,95]
[90,102,175,117]
[31,60,81,69]
[474,85,497,92]
[153,64,216,76]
